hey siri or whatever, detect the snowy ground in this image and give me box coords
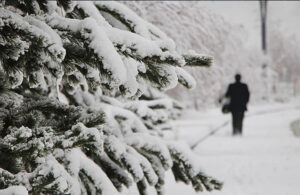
[164,99,300,195]
[121,99,300,195]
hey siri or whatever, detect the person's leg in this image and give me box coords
[239,112,244,134]
[236,112,244,135]
[232,112,238,135]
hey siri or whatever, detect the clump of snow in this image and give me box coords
[0,186,28,195]
[47,14,127,86]
[176,67,197,89]
[94,1,175,46]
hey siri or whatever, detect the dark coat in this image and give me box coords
[225,82,250,112]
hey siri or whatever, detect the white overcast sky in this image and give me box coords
[198,1,300,49]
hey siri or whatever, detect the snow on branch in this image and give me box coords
[0,185,28,195]
[46,13,127,86]
[0,1,222,194]
[94,1,171,41]
[176,67,197,89]
[183,53,212,67]
[168,141,223,192]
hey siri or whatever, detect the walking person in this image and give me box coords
[225,74,250,135]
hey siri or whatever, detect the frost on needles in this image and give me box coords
[0,0,222,194]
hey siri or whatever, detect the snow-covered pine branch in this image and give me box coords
[0,1,222,194]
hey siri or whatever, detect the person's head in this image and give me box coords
[235,74,241,82]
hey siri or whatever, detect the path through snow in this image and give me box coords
[165,100,300,195]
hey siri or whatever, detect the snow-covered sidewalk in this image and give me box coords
[165,101,300,195]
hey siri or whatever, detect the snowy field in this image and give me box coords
[163,99,300,195]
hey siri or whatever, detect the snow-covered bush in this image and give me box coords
[268,20,300,86]
[126,2,299,108]
[0,1,222,194]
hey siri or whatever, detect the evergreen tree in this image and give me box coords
[0,1,222,194]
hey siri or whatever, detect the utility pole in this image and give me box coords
[260,0,267,54]
[260,0,270,100]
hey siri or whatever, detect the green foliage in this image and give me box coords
[183,54,212,67]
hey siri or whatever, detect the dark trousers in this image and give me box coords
[231,112,244,135]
